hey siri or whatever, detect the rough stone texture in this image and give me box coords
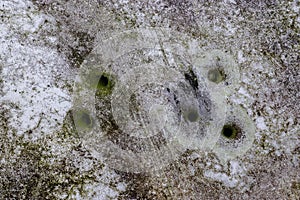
[0,0,299,199]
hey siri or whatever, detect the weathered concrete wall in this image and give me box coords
[0,0,299,199]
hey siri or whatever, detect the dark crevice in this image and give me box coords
[184,68,198,91]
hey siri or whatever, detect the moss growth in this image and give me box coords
[0,111,101,199]
[58,29,94,69]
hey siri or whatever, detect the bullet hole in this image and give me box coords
[95,73,114,96]
[186,109,199,122]
[74,110,93,130]
[221,124,241,139]
[99,75,109,87]
[213,105,255,161]
[81,112,92,126]
[207,68,225,84]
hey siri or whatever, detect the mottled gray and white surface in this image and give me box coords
[0,0,299,199]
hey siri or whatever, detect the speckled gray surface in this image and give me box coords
[0,0,299,199]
